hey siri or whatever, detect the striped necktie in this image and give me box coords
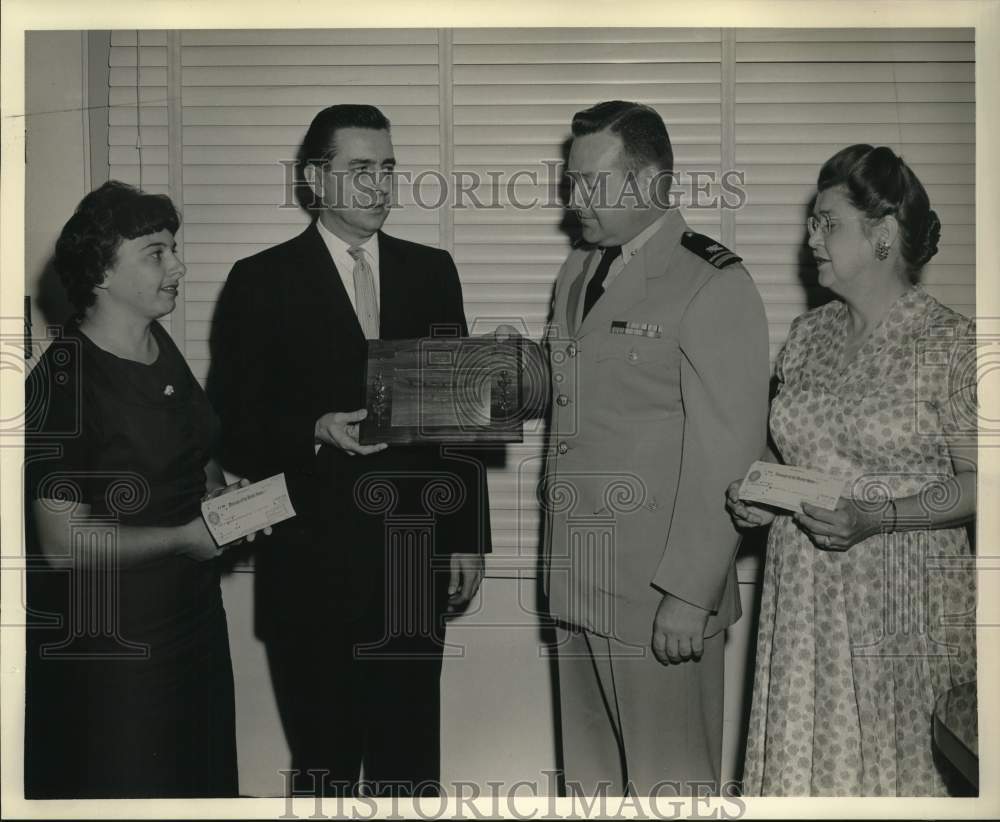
[347,245,379,339]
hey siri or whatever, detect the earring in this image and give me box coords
[875,239,890,261]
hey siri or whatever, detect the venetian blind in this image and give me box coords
[734,28,976,359]
[108,30,173,333]
[176,29,444,382]
[105,27,976,563]
[451,27,724,563]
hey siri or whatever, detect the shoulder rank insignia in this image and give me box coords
[680,231,743,269]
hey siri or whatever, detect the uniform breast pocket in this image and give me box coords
[590,334,681,420]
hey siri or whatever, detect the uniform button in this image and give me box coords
[627,349,639,363]
[566,343,577,358]
[556,394,569,406]
[557,441,569,455]
[554,373,564,383]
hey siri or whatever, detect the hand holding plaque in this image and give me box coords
[359,337,523,444]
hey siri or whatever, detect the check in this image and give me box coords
[201,473,297,546]
[738,460,843,512]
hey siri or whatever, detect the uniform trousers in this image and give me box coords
[555,624,725,797]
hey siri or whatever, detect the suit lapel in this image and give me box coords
[376,231,404,338]
[566,248,597,337]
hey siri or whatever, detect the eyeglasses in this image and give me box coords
[806,212,867,238]
[805,214,835,237]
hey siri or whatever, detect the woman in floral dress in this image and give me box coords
[727,144,977,796]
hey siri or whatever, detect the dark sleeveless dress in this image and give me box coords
[23,320,238,798]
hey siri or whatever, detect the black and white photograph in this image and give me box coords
[2,0,998,818]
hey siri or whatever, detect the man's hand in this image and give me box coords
[314,409,388,456]
[652,592,711,665]
[447,553,484,613]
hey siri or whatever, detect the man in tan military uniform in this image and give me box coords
[535,101,770,796]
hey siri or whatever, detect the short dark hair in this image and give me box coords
[295,104,392,209]
[54,180,181,313]
[818,144,941,273]
[571,100,674,177]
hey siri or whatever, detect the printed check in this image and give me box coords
[201,473,296,546]
[738,460,843,512]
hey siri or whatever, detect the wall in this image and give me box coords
[25,31,111,347]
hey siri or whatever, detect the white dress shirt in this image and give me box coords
[315,219,381,316]
[590,210,672,291]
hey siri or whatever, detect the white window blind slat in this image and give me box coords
[455,103,722,125]
[182,45,439,65]
[182,65,440,86]
[109,106,168,126]
[737,63,973,83]
[738,83,975,103]
[184,124,442,145]
[109,126,167,146]
[182,86,441,106]
[180,29,439,46]
[109,47,168,67]
[453,84,722,106]
[736,42,974,62]
[183,105,440,126]
[453,43,722,64]
[738,28,974,42]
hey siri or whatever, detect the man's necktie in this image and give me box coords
[582,244,623,320]
[347,245,379,339]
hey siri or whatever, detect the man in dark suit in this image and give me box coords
[207,104,490,797]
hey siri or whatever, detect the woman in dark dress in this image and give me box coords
[24,181,249,798]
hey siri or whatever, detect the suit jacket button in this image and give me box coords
[628,349,639,363]
[556,394,569,406]
[557,441,569,455]
[566,343,577,358]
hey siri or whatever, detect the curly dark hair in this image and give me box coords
[817,144,941,276]
[54,180,181,312]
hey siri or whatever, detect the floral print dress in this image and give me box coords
[742,285,977,796]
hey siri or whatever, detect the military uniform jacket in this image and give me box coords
[542,209,770,644]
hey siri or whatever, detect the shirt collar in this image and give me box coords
[315,219,380,265]
[620,210,671,262]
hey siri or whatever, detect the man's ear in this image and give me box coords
[303,162,323,203]
[636,163,662,208]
